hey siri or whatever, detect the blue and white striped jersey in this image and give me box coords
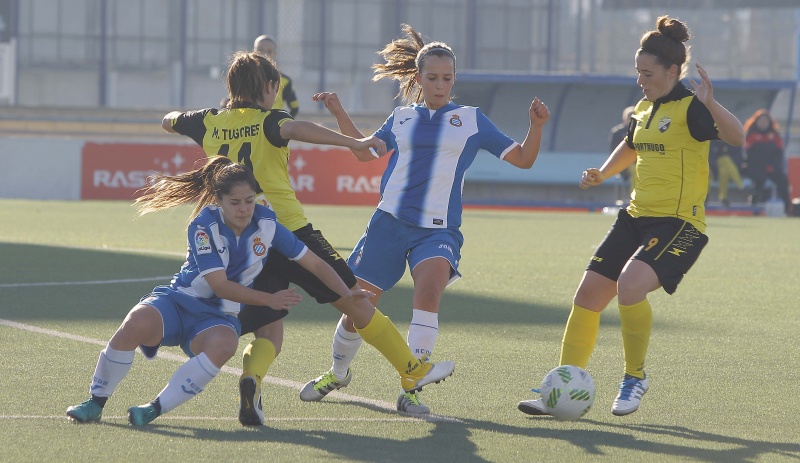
[170,204,307,314]
[373,103,518,229]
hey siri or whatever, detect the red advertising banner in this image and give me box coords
[81,142,388,205]
[788,157,800,202]
[287,146,388,206]
[81,142,207,200]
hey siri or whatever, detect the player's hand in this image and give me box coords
[689,63,714,107]
[339,288,375,304]
[267,288,303,310]
[580,168,604,189]
[352,135,388,158]
[529,97,550,127]
[312,92,345,115]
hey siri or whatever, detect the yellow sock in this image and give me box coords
[560,304,600,369]
[355,308,427,385]
[619,299,652,379]
[241,338,276,383]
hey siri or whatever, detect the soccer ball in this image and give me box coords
[540,365,595,421]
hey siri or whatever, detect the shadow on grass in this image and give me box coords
[2,242,586,329]
[96,411,800,463]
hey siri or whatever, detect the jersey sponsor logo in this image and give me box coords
[352,248,363,267]
[438,243,453,255]
[433,218,444,225]
[658,116,671,133]
[194,230,212,254]
[252,237,267,256]
[217,246,227,254]
[590,256,603,262]
[449,115,462,127]
[633,142,666,156]
[399,117,412,125]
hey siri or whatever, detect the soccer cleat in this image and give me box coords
[518,398,550,416]
[66,398,103,423]
[238,376,265,426]
[128,403,160,426]
[299,369,352,402]
[612,374,649,416]
[397,391,431,415]
[401,360,455,393]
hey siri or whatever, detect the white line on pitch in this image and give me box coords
[3,415,428,423]
[0,276,171,288]
[0,318,462,424]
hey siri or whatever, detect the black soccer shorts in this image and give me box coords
[238,223,357,335]
[586,209,708,294]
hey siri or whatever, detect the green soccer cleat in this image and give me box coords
[396,391,430,415]
[66,398,103,423]
[128,403,160,426]
[299,369,352,402]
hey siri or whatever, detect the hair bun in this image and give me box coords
[657,15,690,43]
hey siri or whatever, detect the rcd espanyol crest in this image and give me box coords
[658,116,671,133]
[449,115,462,127]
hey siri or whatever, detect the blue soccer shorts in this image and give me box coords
[347,209,463,291]
[138,286,241,359]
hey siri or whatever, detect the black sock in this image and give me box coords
[150,398,162,415]
[91,395,108,407]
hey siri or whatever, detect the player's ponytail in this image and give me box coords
[373,24,456,105]
[134,156,258,220]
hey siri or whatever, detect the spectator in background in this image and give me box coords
[254,35,300,117]
[708,139,744,208]
[609,106,636,195]
[741,109,791,215]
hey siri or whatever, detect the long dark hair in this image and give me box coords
[638,16,691,79]
[226,51,281,107]
[135,156,260,219]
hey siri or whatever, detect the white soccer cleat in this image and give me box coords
[612,374,649,416]
[402,360,455,393]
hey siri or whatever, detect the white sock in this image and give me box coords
[407,309,439,361]
[90,346,135,398]
[155,352,219,414]
[331,318,362,379]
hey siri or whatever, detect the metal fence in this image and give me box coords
[2,0,799,110]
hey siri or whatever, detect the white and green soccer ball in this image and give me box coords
[540,365,595,421]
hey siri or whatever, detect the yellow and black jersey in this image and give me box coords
[625,83,718,232]
[274,74,299,118]
[170,102,308,232]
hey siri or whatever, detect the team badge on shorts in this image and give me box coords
[252,237,267,256]
[449,115,462,127]
[658,116,671,133]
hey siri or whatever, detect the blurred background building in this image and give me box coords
[1,0,799,208]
